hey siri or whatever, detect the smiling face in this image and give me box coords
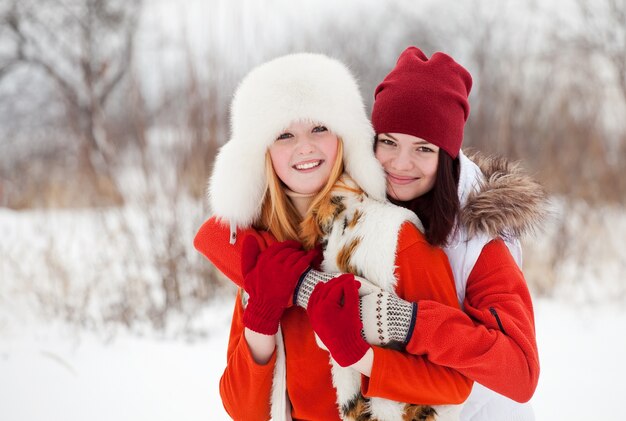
[268,120,339,195]
[374,132,440,201]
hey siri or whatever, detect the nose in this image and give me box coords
[389,149,414,171]
[295,134,316,155]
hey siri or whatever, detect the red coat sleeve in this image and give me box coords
[362,223,473,404]
[194,218,280,419]
[405,239,540,402]
[219,290,277,420]
[193,216,273,288]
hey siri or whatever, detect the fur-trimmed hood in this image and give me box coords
[460,151,548,240]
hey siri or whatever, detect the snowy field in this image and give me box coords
[1,204,625,421]
[1,297,625,421]
[2,0,625,418]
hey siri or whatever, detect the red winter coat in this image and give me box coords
[406,238,539,402]
[195,217,472,420]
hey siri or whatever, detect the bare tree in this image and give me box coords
[2,0,142,204]
[575,0,626,105]
[574,0,626,202]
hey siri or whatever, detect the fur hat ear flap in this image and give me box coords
[208,139,267,229]
[342,133,386,202]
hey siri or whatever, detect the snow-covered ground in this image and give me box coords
[533,299,626,420]
[0,296,234,421]
[1,297,625,421]
[1,202,625,421]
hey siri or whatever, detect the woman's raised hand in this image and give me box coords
[240,235,320,335]
[307,274,370,367]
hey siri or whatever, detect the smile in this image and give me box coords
[293,160,323,171]
[387,172,418,185]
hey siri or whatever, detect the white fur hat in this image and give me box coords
[209,53,387,241]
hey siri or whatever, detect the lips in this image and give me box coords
[293,160,323,171]
[386,172,418,185]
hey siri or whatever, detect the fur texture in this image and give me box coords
[302,175,450,421]
[461,152,548,240]
[209,53,387,232]
[444,151,548,306]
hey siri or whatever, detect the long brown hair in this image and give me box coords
[256,140,345,246]
[388,150,461,247]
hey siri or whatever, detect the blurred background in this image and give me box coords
[1,0,625,420]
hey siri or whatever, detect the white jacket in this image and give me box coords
[446,151,535,421]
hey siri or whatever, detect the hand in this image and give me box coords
[359,288,417,347]
[295,270,372,309]
[307,274,370,367]
[294,269,338,308]
[241,236,320,335]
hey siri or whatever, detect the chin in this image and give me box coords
[387,190,410,202]
[295,183,324,195]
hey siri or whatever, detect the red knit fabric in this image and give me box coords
[371,46,472,158]
[240,237,320,335]
[307,275,370,367]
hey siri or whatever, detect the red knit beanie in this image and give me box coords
[371,47,473,158]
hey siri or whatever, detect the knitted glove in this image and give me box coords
[307,274,370,367]
[241,236,320,335]
[293,269,338,308]
[359,287,417,347]
[294,268,376,309]
[297,271,417,346]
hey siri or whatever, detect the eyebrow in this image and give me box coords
[380,133,399,141]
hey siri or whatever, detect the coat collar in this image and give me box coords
[457,150,549,240]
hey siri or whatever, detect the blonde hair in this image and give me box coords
[256,140,345,248]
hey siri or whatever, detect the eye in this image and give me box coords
[276,132,293,141]
[417,146,436,153]
[312,126,328,133]
[378,137,396,146]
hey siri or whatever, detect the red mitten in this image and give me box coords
[307,274,370,367]
[241,235,320,335]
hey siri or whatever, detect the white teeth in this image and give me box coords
[295,161,321,170]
